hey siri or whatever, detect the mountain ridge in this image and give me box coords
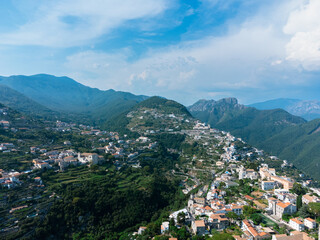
[0,74,148,123]
[250,98,320,120]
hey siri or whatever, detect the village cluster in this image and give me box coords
[135,123,320,240]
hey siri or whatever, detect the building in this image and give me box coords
[209,213,229,230]
[289,218,304,231]
[78,153,99,164]
[242,220,270,240]
[302,194,320,205]
[161,221,169,234]
[275,202,296,218]
[270,176,294,190]
[261,181,275,191]
[239,166,259,180]
[137,226,146,235]
[304,218,316,229]
[192,220,206,235]
[272,231,313,240]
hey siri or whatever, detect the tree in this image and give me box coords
[177,212,186,224]
[296,195,302,210]
[298,205,310,218]
[250,213,262,225]
[309,202,320,217]
[226,212,238,221]
[291,183,307,195]
[282,213,291,222]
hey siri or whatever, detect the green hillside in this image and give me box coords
[105,96,194,135]
[0,84,56,119]
[188,98,320,180]
[262,119,320,179]
[0,74,147,123]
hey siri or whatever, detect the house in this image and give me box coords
[242,220,270,240]
[244,195,254,201]
[78,153,99,164]
[239,166,258,180]
[169,238,178,240]
[209,213,229,230]
[161,221,169,234]
[194,197,206,205]
[192,220,206,235]
[261,181,275,191]
[275,202,296,218]
[138,226,146,235]
[289,218,304,231]
[304,218,316,229]
[270,175,294,190]
[230,204,243,215]
[272,231,313,240]
[302,194,320,205]
[169,209,189,223]
[33,160,51,169]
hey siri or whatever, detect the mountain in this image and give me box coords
[188,98,320,180]
[250,98,320,120]
[188,98,306,144]
[0,84,57,119]
[105,96,194,135]
[0,74,147,123]
[261,119,320,180]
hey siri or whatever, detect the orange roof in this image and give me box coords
[276,202,291,208]
[290,218,303,225]
[195,220,205,227]
[259,232,269,236]
[204,206,213,211]
[305,217,315,222]
[245,195,254,200]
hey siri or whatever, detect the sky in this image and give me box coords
[0,0,320,105]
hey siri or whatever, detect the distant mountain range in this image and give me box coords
[0,74,319,180]
[188,98,320,180]
[0,74,147,123]
[250,98,320,120]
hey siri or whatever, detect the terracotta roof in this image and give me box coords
[305,217,315,222]
[276,202,291,208]
[245,195,254,200]
[290,218,303,225]
[195,220,205,227]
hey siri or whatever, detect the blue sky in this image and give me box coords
[0,0,320,105]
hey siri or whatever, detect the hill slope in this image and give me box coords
[0,74,147,123]
[250,98,320,120]
[105,96,194,135]
[188,98,320,180]
[0,84,57,119]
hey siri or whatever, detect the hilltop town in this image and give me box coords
[0,99,320,240]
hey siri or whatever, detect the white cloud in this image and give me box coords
[64,23,287,104]
[284,0,320,70]
[0,0,169,47]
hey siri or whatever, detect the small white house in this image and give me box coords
[289,218,304,231]
[304,218,316,229]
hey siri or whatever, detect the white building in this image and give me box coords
[261,181,275,191]
[289,218,304,231]
[161,221,169,233]
[304,218,316,229]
